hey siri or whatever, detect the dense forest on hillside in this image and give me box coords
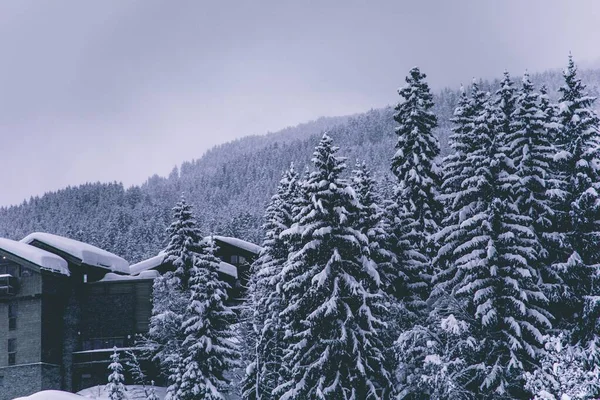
[1,68,599,263]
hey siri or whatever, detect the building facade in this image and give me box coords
[0,233,260,400]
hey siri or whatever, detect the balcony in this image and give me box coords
[0,274,18,296]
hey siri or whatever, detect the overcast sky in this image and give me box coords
[1,0,599,206]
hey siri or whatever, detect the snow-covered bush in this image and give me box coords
[524,335,600,400]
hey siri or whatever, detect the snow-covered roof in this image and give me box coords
[21,232,129,274]
[212,235,262,255]
[0,237,70,276]
[129,253,166,275]
[219,261,238,279]
[129,253,238,278]
[98,270,160,282]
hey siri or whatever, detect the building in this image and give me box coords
[0,232,260,400]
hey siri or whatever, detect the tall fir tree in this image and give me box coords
[434,88,551,398]
[550,55,600,335]
[505,73,558,297]
[391,66,442,315]
[176,237,240,400]
[276,134,393,399]
[150,196,204,393]
[164,195,203,289]
[351,161,396,299]
[435,81,487,298]
[242,164,299,400]
[106,349,127,400]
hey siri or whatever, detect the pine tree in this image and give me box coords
[351,161,396,300]
[177,237,240,400]
[164,195,203,289]
[150,196,204,394]
[148,381,160,400]
[242,165,299,400]
[492,71,517,140]
[390,66,442,315]
[505,73,558,297]
[435,81,487,299]
[106,348,127,400]
[276,134,393,399]
[433,88,551,397]
[550,55,600,334]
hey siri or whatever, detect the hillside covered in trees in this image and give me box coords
[0,67,599,264]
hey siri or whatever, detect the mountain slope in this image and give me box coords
[1,67,599,263]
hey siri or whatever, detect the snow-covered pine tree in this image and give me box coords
[550,55,600,334]
[434,81,487,299]
[148,381,160,400]
[390,66,442,315]
[276,134,393,399]
[177,237,240,400]
[150,196,204,394]
[164,195,203,289]
[106,348,127,400]
[242,164,299,400]
[351,161,396,301]
[524,334,600,400]
[433,88,551,398]
[505,73,558,297]
[492,71,517,141]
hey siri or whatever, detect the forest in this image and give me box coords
[0,64,599,268]
[134,56,600,400]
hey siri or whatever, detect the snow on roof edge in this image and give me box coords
[130,253,238,278]
[20,232,129,274]
[0,237,70,276]
[211,235,262,254]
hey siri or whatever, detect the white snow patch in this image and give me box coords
[129,252,238,278]
[78,385,167,399]
[21,233,129,274]
[129,253,166,275]
[212,235,262,254]
[99,270,160,282]
[13,390,84,399]
[0,238,69,276]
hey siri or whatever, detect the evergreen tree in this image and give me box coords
[505,73,558,297]
[177,237,240,400]
[351,161,396,300]
[492,71,517,140]
[550,55,600,334]
[164,195,203,289]
[434,89,551,397]
[242,165,299,400]
[148,381,160,400]
[150,196,204,391]
[435,81,487,298]
[391,66,442,315]
[106,349,127,400]
[277,134,393,399]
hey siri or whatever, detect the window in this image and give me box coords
[230,255,246,265]
[8,338,16,366]
[0,375,4,387]
[8,302,17,331]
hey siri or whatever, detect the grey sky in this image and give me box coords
[1,0,599,206]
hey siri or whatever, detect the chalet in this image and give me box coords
[0,232,260,400]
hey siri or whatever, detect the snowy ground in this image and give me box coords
[78,385,167,399]
[11,386,167,400]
